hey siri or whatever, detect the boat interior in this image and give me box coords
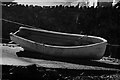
[15,27,104,46]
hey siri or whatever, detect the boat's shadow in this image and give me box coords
[17,50,120,69]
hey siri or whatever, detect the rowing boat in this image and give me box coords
[10,27,107,59]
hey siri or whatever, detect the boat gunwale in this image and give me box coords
[20,27,107,43]
[10,32,107,49]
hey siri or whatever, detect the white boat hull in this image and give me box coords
[10,27,107,59]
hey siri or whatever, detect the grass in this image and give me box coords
[2,65,120,80]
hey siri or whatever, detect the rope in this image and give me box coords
[1,18,35,28]
[107,43,120,47]
[0,38,10,41]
